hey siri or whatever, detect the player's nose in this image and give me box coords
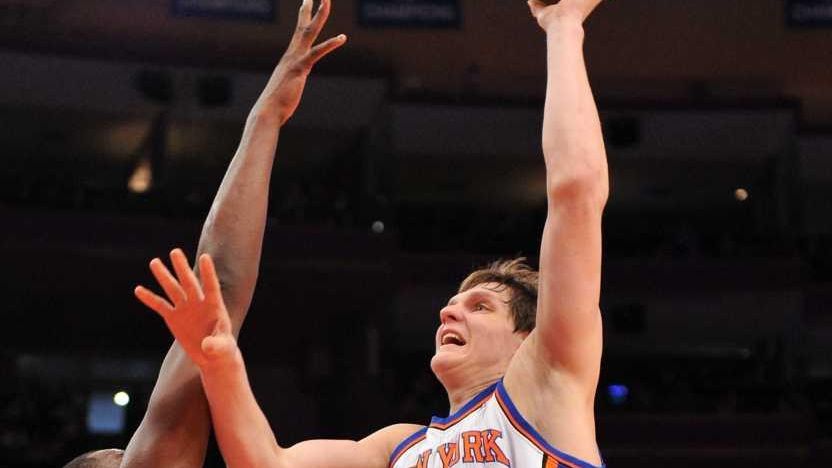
[439,304,463,324]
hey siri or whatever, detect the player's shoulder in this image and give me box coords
[360,423,426,464]
[368,423,425,447]
[384,423,426,435]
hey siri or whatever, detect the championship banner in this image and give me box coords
[358,0,461,28]
[172,0,276,22]
[787,0,832,26]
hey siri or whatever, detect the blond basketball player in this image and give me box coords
[135,0,609,466]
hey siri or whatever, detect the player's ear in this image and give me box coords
[527,0,547,18]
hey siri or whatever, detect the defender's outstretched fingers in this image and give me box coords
[308,0,332,38]
[198,254,222,301]
[307,34,347,66]
[288,0,315,50]
[170,249,204,302]
[134,285,174,317]
[149,258,186,304]
[298,0,313,25]
[297,0,329,48]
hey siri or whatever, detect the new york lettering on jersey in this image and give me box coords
[388,382,605,468]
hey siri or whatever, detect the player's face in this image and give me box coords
[430,283,527,384]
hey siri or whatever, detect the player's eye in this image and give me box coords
[474,302,488,311]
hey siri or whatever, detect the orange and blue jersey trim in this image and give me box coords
[388,383,498,467]
[495,380,605,468]
[388,426,427,468]
[428,382,498,430]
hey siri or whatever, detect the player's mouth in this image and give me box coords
[440,331,466,348]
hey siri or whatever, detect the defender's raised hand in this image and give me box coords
[527,0,604,29]
[254,0,347,126]
[135,250,237,368]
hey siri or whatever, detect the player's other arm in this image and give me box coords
[201,347,418,468]
[525,0,609,389]
[121,2,346,466]
[135,253,418,468]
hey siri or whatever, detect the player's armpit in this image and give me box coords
[279,424,423,468]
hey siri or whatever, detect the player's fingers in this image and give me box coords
[306,34,347,66]
[198,254,223,301]
[217,315,232,335]
[134,285,174,317]
[149,258,186,304]
[170,249,204,302]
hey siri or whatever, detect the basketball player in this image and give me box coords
[135,0,609,466]
[63,1,346,466]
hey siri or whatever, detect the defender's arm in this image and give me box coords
[122,1,345,466]
[121,74,281,468]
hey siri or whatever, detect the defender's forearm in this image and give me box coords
[542,17,608,201]
[197,112,281,325]
[123,112,281,468]
[121,346,209,468]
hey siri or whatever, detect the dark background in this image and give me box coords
[1,0,831,466]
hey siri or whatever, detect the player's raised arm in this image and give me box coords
[135,252,419,468]
[121,1,347,466]
[524,0,609,387]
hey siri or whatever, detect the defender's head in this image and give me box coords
[430,258,538,389]
[64,449,124,468]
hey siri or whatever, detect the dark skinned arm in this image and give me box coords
[121,1,345,465]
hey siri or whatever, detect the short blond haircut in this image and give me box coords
[458,258,538,333]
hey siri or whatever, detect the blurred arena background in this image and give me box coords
[1,0,831,466]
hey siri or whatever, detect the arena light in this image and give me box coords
[371,220,385,234]
[127,157,153,194]
[87,392,126,434]
[606,384,629,406]
[113,391,130,407]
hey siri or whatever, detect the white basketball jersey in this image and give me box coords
[389,381,604,468]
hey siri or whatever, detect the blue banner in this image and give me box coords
[172,0,275,22]
[787,0,832,26]
[358,0,461,28]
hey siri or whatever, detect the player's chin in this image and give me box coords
[429,353,450,375]
[430,352,472,385]
[431,346,465,366]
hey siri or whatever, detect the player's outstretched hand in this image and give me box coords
[135,249,238,369]
[527,0,604,29]
[254,0,347,126]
